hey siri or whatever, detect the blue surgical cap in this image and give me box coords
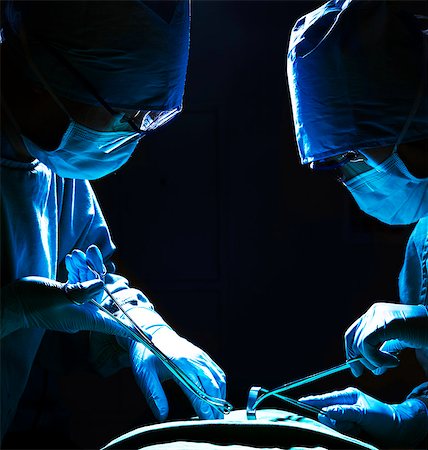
[287,0,428,165]
[4,0,190,111]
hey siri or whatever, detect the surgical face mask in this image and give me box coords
[16,35,142,180]
[343,149,428,225]
[22,121,141,180]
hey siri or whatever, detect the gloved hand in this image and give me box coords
[299,387,428,446]
[345,302,428,377]
[120,328,226,421]
[67,246,227,421]
[1,276,131,339]
[65,245,106,303]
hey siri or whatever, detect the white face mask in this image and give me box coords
[343,149,428,225]
[22,121,141,180]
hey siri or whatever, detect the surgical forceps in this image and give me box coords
[85,262,233,416]
[246,358,362,420]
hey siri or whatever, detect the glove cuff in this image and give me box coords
[124,305,172,335]
[101,287,144,314]
[114,308,175,353]
[102,296,138,316]
[101,289,171,337]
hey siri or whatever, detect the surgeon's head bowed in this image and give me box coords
[287,0,428,225]
[2,0,190,179]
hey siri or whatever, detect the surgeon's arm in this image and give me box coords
[66,246,226,422]
[101,278,227,421]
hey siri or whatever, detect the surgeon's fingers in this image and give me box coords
[66,250,89,283]
[347,359,365,378]
[86,245,106,276]
[65,254,79,283]
[360,329,400,371]
[178,366,223,420]
[345,316,399,375]
[344,316,358,361]
[322,404,362,422]
[179,377,212,419]
[217,369,227,400]
[318,405,362,435]
[350,354,380,376]
[380,339,407,354]
[140,371,169,422]
[299,387,360,409]
[199,353,227,400]
[68,249,92,282]
[131,349,169,421]
[345,319,366,377]
[369,340,405,375]
[74,250,92,281]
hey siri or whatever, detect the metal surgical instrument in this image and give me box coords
[86,262,233,416]
[246,358,362,420]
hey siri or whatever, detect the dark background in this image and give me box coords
[4,1,425,449]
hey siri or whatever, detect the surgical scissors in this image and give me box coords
[85,262,233,416]
[246,358,362,420]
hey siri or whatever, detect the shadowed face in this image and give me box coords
[2,44,138,153]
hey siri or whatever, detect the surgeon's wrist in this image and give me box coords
[115,324,174,352]
[114,305,172,351]
[125,305,171,334]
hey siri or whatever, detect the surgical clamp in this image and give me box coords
[86,262,233,416]
[246,358,362,420]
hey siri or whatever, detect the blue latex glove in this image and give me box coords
[67,245,227,421]
[1,276,131,339]
[345,302,428,377]
[120,327,226,421]
[299,387,428,446]
[65,245,106,302]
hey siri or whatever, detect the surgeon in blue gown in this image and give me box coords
[0,0,225,442]
[287,0,428,447]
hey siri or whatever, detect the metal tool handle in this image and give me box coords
[246,386,324,420]
[246,359,362,420]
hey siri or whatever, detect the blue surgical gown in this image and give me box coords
[0,136,140,438]
[399,217,428,407]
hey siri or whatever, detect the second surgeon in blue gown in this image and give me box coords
[287,0,428,447]
[0,0,225,442]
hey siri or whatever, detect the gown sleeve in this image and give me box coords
[399,218,428,411]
